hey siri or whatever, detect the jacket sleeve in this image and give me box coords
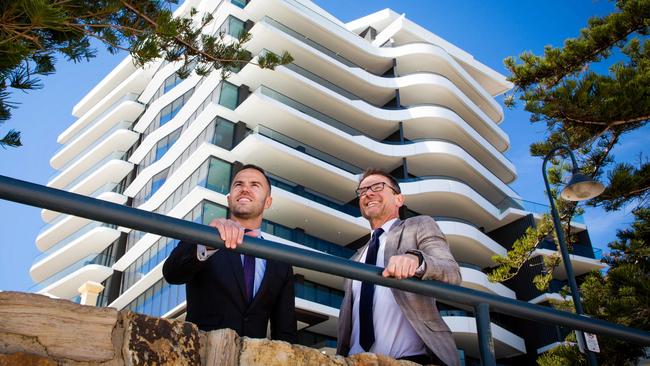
[162,241,209,284]
[412,216,462,285]
[270,264,298,343]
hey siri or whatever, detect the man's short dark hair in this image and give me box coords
[232,164,272,193]
[358,168,401,194]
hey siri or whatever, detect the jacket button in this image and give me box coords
[244,317,249,322]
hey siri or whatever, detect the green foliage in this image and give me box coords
[0,0,292,148]
[592,160,650,211]
[506,0,650,211]
[487,215,566,291]
[540,209,650,365]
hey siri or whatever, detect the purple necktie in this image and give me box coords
[243,254,255,303]
[359,228,384,351]
[243,229,255,303]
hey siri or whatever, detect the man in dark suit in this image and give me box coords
[163,164,297,343]
[337,169,461,366]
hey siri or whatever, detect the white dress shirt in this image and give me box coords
[348,218,428,358]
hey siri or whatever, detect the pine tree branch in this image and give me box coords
[560,113,650,127]
[120,0,251,65]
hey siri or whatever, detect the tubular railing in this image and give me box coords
[1,174,649,366]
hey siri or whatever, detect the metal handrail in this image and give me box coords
[0,175,648,362]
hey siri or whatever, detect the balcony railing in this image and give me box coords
[253,124,363,174]
[2,175,649,366]
[261,17,362,70]
[268,175,360,217]
[497,196,585,224]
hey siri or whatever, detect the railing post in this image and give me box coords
[475,303,496,366]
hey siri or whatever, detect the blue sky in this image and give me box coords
[0,0,646,292]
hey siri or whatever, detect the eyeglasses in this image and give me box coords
[355,182,399,197]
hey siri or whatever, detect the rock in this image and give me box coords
[121,311,201,366]
[0,292,117,362]
[203,328,240,366]
[239,338,348,366]
[0,352,57,366]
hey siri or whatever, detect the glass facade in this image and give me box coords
[142,88,195,141]
[121,201,227,292]
[295,279,344,309]
[135,115,236,197]
[125,276,186,318]
[297,329,337,349]
[128,157,233,250]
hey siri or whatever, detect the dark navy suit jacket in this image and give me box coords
[162,241,297,343]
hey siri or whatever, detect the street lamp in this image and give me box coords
[542,145,605,366]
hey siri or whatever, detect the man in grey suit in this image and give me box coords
[337,168,461,366]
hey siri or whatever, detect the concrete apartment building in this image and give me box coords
[31,0,605,364]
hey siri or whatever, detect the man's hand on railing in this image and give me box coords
[382,254,420,279]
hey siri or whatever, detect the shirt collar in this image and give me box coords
[244,228,262,238]
[371,218,398,237]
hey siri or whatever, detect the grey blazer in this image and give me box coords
[337,216,462,366]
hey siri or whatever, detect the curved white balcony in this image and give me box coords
[244,19,502,123]
[533,249,607,280]
[237,87,517,199]
[48,130,138,189]
[30,225,119,282]
[41,182,127,223]
[238,51,509,152]
[244,5,508,115]
[437,220,506,268]
[52,97,143,170]
[33,254,114,299]
[459,265,515,299]
[443,315,526,358]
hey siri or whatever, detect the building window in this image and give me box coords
[218,82,239,109]
[212,117,235,150]
[218,15,246,38]
[154,127,182,161]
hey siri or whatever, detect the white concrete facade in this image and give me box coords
[33,0,604,363]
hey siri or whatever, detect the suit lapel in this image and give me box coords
[226,250,248,302]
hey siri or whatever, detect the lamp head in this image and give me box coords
[560,173,605,201]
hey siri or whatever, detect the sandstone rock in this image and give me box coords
[346,353,423,366]
[239,338,348,366]
[121,311,201,366]
[0,352,57,366]
[203,328,240,366]
[0,292,117,362]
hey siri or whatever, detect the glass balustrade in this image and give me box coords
[259,86,363,136]
[261,17,361,70]
[497,196,585,224]
[268,175,360,217]
[33,221,117,264]
[253,125,363,174]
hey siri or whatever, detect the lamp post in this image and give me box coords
[542,145,605,366]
